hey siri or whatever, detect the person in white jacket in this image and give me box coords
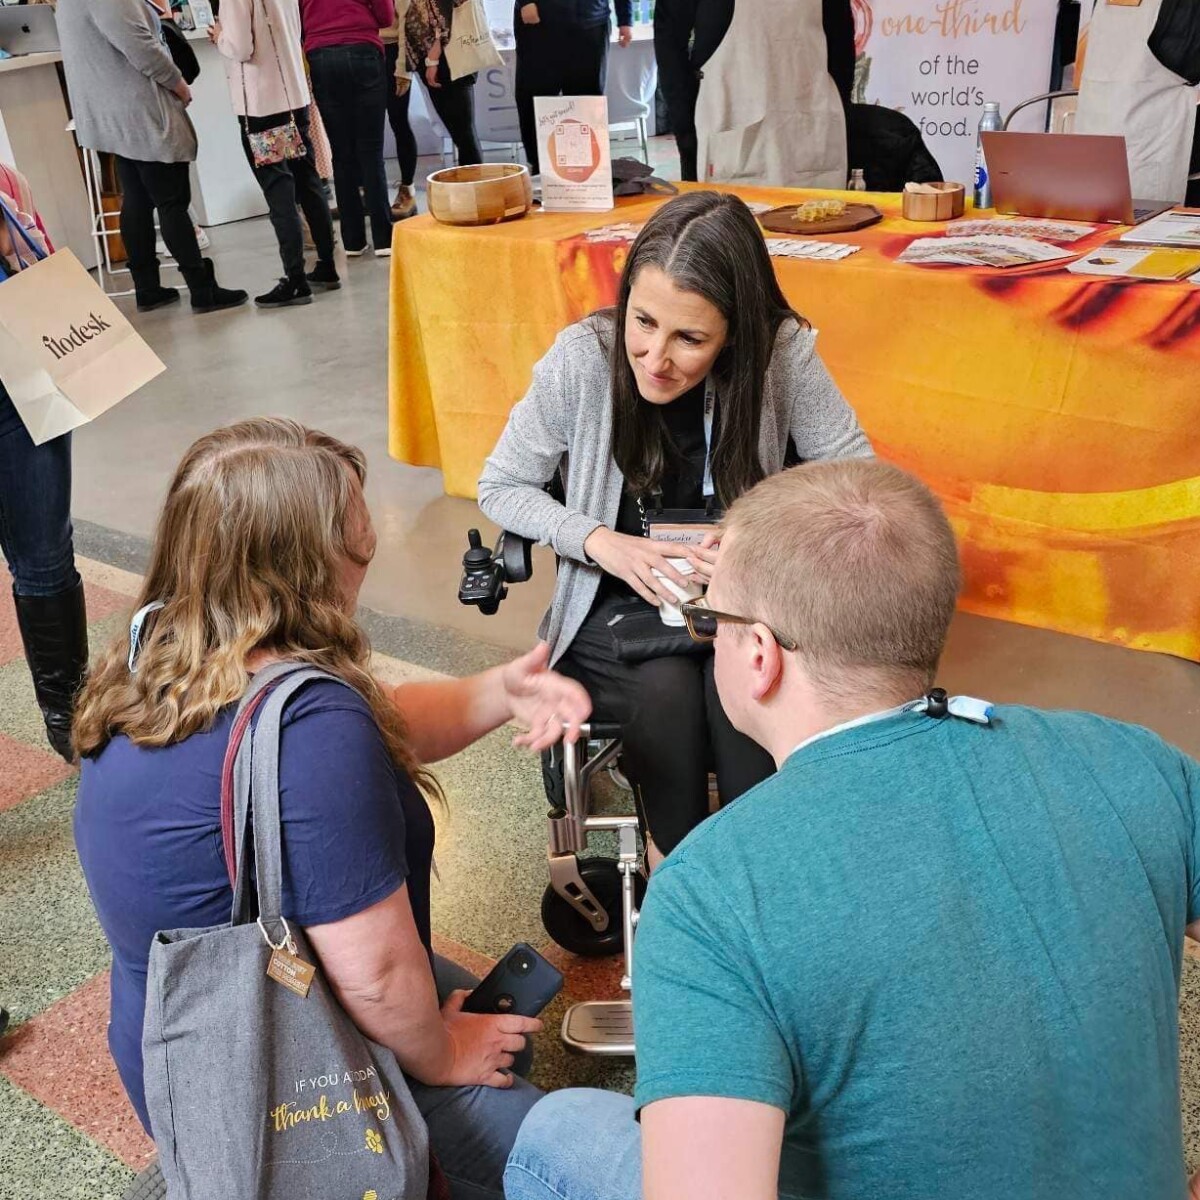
[210,0,341,307]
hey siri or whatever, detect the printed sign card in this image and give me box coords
[535,96,614,213]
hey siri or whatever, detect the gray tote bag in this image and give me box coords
[142,663,434,1199]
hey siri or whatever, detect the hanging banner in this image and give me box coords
[855,0,1059,186]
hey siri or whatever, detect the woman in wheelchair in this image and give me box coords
[478,190,872,862]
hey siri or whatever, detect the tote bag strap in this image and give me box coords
[220,660,313,912]
[222,663,358,927]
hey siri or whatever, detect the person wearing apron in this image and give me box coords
[1075,0,1198,203]
[693,0,847,188]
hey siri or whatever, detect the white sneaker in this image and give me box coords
[195,226,211,250]
[374,247,392,258]
[344,245,369,257]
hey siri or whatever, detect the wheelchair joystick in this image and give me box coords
[458,528,508,616]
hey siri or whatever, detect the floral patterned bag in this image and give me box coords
[241,0,308,167]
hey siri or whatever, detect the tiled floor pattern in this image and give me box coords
[1,556,1198,1198]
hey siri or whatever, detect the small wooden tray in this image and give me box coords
[759,203,883,236]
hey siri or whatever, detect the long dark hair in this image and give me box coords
[606,191,802,509]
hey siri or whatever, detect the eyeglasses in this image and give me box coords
[679,596,798,652]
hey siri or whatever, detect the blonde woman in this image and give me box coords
[72,419,590,1200]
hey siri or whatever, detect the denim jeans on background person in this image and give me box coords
[0,384,79,598]
[240,107,336,279]
[307,42,394,252]
[504,1088,642,1200]
[423,955,542,1200]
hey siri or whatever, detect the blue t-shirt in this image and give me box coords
[74,680,434,1133]
[632,705,1200,1200]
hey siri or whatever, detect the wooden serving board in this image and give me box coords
[759,203,883,236]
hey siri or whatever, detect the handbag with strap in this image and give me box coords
[142,662,443,1200]
[241,0,307,167]
[0,192,46,282]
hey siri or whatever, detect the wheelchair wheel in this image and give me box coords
[541,858,646,958]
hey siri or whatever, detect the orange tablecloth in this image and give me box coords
[389,187,1200,661]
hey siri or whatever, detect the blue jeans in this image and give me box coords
[0,383,78,597]
[504,1088,642,1200]
[424,955,543,1200]
[308,43,393,252]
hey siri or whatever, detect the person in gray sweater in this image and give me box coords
[57,0,246,314]
[478,191,872,864]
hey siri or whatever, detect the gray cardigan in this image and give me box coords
[58,0,198,164]
[477,317,873,664]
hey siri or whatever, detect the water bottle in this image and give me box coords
[973,102,1002,210]
[848,168,866,192]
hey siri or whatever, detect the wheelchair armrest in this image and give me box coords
[499,530,534,584]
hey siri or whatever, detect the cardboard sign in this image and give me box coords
[535,95,614,213]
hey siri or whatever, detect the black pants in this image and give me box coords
[113,156,204,292]
[385,42,418,186]
[554,593,776,855]
[308,42,393,251]
[424,59,482,166]
[514,21,608,175]
[239,107,335,279]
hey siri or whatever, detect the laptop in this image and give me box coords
[980,131,1174,226]
[0,5,60,56]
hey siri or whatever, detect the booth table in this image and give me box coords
[388,187,1200,662]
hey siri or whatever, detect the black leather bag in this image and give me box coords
[161,21,201,85]
[1149,0,1200,85]
[605,595,708,664]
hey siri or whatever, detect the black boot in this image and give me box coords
[183,258,248,315]
[13,581,88,763]
[305,260,341,291]
[131,262,181,313]
[255,276,313,308]
[136,286,180,313]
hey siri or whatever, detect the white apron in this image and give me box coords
[1075,0,1198,203]
[694,0,847,189]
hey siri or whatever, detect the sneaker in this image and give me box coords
[136,285,180,313]
[374,247,392,258]
[255,277,313,308]
[391,184,417,220]
[305,261,341,291]
[344,245,368,258]
[195,226,212,250]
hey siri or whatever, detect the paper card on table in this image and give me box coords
[1066,247,1150,277]
[1067,246,1200,280]
[1119,209,1200,248]
[535,96,614,213]
[952,218,1098,243]
[899,235,1078,269]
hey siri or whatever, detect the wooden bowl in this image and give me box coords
[427,164,534,227]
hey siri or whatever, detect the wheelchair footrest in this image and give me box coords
[560,1000,635,1057]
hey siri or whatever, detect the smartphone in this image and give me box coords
[461,943,563,1018]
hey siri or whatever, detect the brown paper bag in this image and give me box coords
[0,249,165,445]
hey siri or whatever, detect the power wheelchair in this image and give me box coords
[459,528,647,1056]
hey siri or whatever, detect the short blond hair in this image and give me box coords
[720,460,960,703]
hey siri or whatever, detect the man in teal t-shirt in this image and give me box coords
[505,459,1200,1200]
